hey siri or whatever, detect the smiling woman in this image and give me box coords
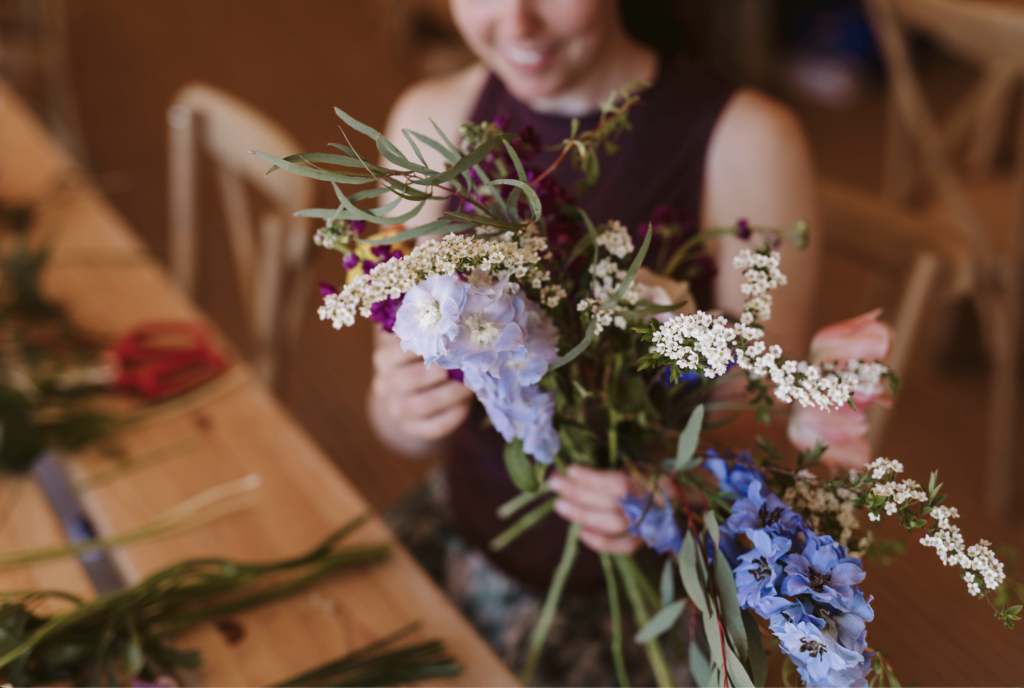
[366,0,822,683]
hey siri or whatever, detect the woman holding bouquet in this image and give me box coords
[369,0,821,683]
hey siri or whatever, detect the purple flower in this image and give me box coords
[734,529,792,616]
[725,479,803,536]
[782,533,866,612]
[371,244,392,260]
[736,218,752,240]
[493,114,510,131]
[342,253,360,270]
[319,281,338,297]
[369,295,403,333]
[350,220,366,235]
[447,368,464,383]
[513,124,541,161]
[618,493,683,555]
[392,274,469,366]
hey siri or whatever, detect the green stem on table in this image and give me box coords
[520,522,581,685]
[71,437,199,493]
[613,555,673,688]
[0,474,262,570]
[600,552,630,688]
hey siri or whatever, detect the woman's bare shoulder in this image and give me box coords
[384,63,490,144]
[707,88,808,170]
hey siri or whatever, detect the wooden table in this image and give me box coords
[0,78,516,687]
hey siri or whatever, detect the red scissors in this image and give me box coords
[108,322,226,399]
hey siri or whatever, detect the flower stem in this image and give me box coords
[613,555,673,688]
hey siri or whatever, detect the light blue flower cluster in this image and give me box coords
[392,273,561,463]
[709,456,875,688]
[619,492,683,555]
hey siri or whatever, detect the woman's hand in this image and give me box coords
[548,465,641,554]
[368,331,474,457]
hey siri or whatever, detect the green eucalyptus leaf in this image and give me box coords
[430,118,462,157]
[402,129,432,169]
[443,211,526,231]
[267,151,389,175]
[713,550,748,662]
[704,509,720,547]
[679,530,708,615]
[334,107,403,158]
[359,220,473,245]
[485,179,542,223]
[502,139,528,183]
[410,130,457,163]
[332,183,425,226]
[660,559,675,608]
[253,151,375,185]
[376,135,433,174]
[673,404,705,472]
[633,599,686,644]
[548,317,597,372]
[742,610,768,687]
[504,439,539,492]
[415,135,509,186]
[689,641,713,688]
[599,225,652,311]
[725,644,755,688]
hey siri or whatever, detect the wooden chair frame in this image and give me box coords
[167,83,316,392]
[866,0,1024,513]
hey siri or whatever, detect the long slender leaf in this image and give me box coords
[599,225,653,311]
[402,129,432,170]
[689,641,712,688]
[442,211,525,231]
[614,556,673,688]
[599,553,630,688]
[332,183,425,226]
[415,135,509,186]
[334,107,403,158]
[486,179,542,222]
[502,139,528,183]
[253,151,375,185]
[679,530,708,615]
[548,317,597,371]
[660,559,675,608]
[742,610,768,687]
[410,130,457,163]
[267,152,389,175]
[376,135,434,175]
[429,118,461,157]
[673,404,705,472]
[725,644,754,688]
[634,599,686,643]
[496,488,550,520]
[713,551,748,662]
[521,523,581,685]
[704,509,721,548]
[358,220,473,246]
[504,439,539,492]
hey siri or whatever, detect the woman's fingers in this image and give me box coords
[564,464,633,497]
[547,474,623,511]
[395,379,473,418]
[402,400,472,441]
[553,497,631,536]
[579,529,640,555]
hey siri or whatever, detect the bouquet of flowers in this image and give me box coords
[255,87,1019,687]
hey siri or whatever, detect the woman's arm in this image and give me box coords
[704,89,821,358]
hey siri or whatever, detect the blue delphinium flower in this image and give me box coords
[392,274,469,366]
[439,278,525,376]
[658,366,703,389]
[705,450,758,498]
[725,479,803,536]
[782,532,866,612]
[618,493,682,555]
[774,619,866,686]
[499,298,559,388]
[734,529,792,616]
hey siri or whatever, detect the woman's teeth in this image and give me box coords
[507,46,545,67]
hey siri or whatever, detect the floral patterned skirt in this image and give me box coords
[386,471,693,687]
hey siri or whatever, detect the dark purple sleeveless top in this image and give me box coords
[446,55,736,593]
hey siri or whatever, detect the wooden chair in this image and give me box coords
[167,82,315,392]
[864,0,1024,514]
[818,181,973,447]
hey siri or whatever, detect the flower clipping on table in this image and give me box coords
[788,308,895,471]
